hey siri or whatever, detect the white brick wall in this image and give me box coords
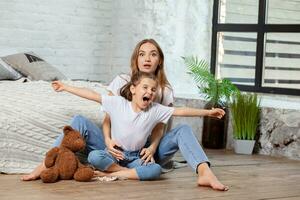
[0,0,113,81]
[0,0,213,95]
[108,0,213,95]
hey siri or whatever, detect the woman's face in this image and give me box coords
[137,42,160,74]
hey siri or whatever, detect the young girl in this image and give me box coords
[52,72,228,190]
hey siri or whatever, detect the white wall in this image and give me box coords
[0,0,113,81]
[108,0,213,96]
[0,0,213,96]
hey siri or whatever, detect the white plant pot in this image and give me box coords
[233,139,256,155]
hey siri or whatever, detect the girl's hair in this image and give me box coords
[130,39,171,91]
[120,72,157,101]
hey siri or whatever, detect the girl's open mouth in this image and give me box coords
[143,96,150,102]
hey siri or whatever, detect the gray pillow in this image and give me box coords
[2,52,67,81]
[0,58,22,80]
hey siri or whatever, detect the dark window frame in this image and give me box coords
[211,0,300,96]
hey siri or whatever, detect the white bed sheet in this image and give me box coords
[0,80,107,173]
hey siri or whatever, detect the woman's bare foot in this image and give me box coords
[21,173,40,181]
[197,163,229,191]
[21,162,46,181]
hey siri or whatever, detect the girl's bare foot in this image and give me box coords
[197,163,229,191]
[94,168,138,180]
[21,162,45,181]
[93,170,111,177]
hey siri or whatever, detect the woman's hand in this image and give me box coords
[208,108,225,119]
[52,81,66,92]
[140,147,155,164]
[105,139,124,161]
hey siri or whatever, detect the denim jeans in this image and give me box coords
[88,149,162,181]
[53,115,106,154]
[53,115,209,174]
[155,124,210,172]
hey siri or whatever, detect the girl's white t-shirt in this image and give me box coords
[101,95,175,151]
[107,74,174,106]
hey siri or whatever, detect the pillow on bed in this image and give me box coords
[0,58,23,80]
[2,52,67,81]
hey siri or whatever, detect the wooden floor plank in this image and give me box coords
[1,150,300,200]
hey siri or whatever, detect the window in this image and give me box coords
[211,0,300,95]
[216,32,257,86]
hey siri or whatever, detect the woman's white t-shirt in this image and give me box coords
[101,95,175,151]
[107,74,174,106]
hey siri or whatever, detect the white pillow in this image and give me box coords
[2,52,67,81]
[0,58,22,80]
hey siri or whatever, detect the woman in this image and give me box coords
[21,39,228,191]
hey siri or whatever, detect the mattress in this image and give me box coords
[0,80,107,173]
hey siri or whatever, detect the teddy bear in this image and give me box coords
[40,125,94,183]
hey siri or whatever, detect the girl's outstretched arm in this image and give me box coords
[172,107,225,119]
[52,81,102,103]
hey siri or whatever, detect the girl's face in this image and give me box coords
[130,77,157,110]
[137,42,160,74]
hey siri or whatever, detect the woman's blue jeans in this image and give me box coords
[53,115,106,158]
[154,124,210,172]
[53,115,209,174]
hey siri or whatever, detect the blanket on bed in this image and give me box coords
[0,80,107,173]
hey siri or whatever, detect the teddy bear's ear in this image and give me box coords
[63,126,73,134]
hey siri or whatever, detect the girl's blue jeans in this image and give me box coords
[88,149,162,181]
[53,115,210,179]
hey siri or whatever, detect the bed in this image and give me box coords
[0,79,108,173]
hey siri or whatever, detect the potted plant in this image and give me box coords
[230,92,260,154]
[184,56,239,149]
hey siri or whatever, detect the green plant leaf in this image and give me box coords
[184,56,215,86]
[230,93,260,140]
[184,56,239,106]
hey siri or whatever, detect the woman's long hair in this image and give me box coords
[120,72,157,101]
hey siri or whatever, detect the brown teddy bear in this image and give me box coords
[40,126,94,183]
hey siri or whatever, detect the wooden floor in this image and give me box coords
[1,150,300,200]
